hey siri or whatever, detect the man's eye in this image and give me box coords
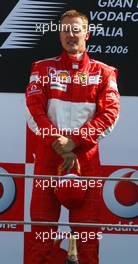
[72,28,81,33]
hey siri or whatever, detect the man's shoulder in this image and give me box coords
[33,55,61,67]
[89,57,117,73]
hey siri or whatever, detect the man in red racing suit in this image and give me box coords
[25,10,120,264]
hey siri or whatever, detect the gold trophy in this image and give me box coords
[65,231,79,264]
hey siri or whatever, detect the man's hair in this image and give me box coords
[60,9,88,29]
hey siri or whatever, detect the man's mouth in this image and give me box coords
[67,40,77,46]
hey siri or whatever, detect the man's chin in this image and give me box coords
[64,46,78,54]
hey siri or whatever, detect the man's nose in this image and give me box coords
[68,30,74,37]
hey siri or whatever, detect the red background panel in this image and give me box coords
[0,163,25,232]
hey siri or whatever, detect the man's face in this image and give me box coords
[60,16,90,55]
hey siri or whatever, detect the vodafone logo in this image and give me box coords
[103,168,138,218]
[0,168,16,213]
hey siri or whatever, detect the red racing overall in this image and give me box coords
[25,51,120,263]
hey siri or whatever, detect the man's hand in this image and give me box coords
[52,135,76,154]
[59,152,78,173]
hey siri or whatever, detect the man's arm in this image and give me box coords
[70,67,120,148]
[26,61,57,144]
